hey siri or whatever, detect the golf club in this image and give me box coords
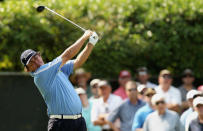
[36,6,86,32]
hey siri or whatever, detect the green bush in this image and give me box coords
[0,0,203,78]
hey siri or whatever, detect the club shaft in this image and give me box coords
[45,7,86,32]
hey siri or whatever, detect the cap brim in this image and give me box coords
[25,52,39,66]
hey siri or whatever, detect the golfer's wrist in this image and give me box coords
[88,42,95,47]
[82,35,90,41]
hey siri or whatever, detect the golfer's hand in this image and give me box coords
[83,30,93,39]
[89,32,99,46]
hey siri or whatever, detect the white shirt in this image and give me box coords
[91,94,123,129]
[155,85,182,105]
[185,111,198,131]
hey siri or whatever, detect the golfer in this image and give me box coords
[20,30,98,131]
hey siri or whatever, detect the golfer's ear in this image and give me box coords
[24,66,29,72]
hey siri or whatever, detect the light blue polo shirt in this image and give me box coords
[131,104,154,131]
[31,57,82,115]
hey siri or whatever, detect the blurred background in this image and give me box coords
[0,0,203,130]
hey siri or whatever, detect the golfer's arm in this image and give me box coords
[73,43,94,69]
[60,35,89,67]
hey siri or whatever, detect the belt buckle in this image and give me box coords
[73,115,77,119]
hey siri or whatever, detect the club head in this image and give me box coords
[36,6,45,12]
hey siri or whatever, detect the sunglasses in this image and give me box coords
[127,88,137,92]
[183,75,193,78]
[155,100,165,105]
[146,94,154,97]
[161,74,172,79]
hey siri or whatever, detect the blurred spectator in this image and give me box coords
[188,97,203,131]
[155,69,181,113]
[91,80,122,131]
[71,68,92,98]
[197,85,203,92]
[137,84,148,101]
[75,88,101,131]
[180,90,201,129]
[185,93,203,131]
[89,79,101,103]
[108,81,145,131]
[132,88,156,131]
[136,67,157,88]
[143,94,182,131]
[114,70,132,100]
[179,69,195,111]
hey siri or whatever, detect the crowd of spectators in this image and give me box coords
[72,67,203,131]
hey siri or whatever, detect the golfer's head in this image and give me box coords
[20,49,44,72]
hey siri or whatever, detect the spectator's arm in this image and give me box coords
[93,119,106,126]
[132,111,143,131]
[181,101,189,111]
[91,102,100,125]
[107,121,120,131]
[168,89,182,113]
[108,105,121,123]
[167,104,181,113]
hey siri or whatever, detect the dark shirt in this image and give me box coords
[179,85,195,102]
[189,118,203,131]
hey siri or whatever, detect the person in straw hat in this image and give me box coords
[71,68,92,98]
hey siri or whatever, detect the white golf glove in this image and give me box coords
[89,32,99,46]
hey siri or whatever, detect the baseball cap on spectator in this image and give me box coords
[151,94,165,105]
[159,69,171,76]
[119,70,131,78]
[90,79,100,87]
[75,87,86,95]
[182,69,194,77]
[197,85,203,92]
[144,88,156,96]
[193,97,203,107]
[137,67,148,75]
[186,90,201,100]
[98,80,110,88]
[137,84,147,93]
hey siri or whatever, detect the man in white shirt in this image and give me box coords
[91,80,122,131]
[155,69,181,113]
[143,94,182,131]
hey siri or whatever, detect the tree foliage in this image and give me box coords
[0,0,203,78]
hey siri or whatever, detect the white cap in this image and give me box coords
[186,90,201,100]
[90,79,100,87]
[151,94,165,105]
[137,84,147,93]
[193,97,203,107]
[98,80,110,88]
[75,87,86,95]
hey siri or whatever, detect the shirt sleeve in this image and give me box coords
[107,105,121,123]
[91,101,99,122]
[34,57,62,86]
[61,60,74,76]
[132,111,142,131]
